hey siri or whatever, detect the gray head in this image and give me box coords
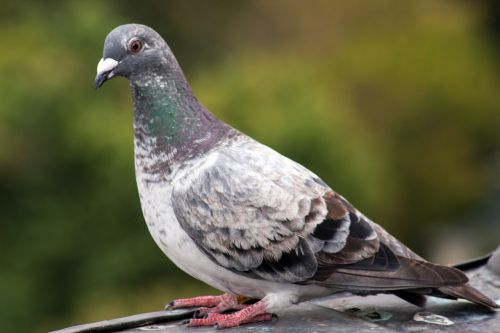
[95,24,177,89]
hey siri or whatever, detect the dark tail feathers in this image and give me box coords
[438,284,498,309]
[393,283,498,308]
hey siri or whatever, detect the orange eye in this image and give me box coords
[129,39,143,53]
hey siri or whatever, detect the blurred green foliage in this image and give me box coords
[1,1,499,332]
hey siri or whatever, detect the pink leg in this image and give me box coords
[196,294,249,316]
[168,293,235,309]
[186,299,272,328]
[241,313,273,324]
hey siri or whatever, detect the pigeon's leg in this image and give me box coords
[186,299,272,328]
[195,294,250,316]
[167,293,240,310]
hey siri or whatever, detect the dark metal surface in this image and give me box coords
[51,246,500,333]
[49,310,195,333]
[453,252,493,271]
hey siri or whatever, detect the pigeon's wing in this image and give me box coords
[172,138,467,288]
[172,138,331,282]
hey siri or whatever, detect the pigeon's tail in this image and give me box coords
[393,283,499,308]
[438,284,499,309]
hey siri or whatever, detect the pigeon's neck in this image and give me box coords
[131,69,232,178]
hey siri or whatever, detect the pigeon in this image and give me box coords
[95,24,498,328]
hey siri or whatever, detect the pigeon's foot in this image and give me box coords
[195,294,250,317]
[185,299,272,329]
[167,293,242,311]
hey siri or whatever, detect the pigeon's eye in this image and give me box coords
[128,38,143,54]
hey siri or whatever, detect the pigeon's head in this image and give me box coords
[95,24,170,89]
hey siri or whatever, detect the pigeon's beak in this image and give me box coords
[95,58,119,89]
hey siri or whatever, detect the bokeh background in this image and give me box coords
[1,1,499,332]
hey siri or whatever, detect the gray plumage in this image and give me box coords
[95,23,498,311]
[172,136,328,279]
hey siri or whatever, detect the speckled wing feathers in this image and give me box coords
[171,136,470,290]
[172,137,330,281]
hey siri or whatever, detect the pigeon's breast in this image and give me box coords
[135,172,262,296]
[132,143,262,295]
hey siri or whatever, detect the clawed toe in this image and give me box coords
[186,312,273,328]
[168,293,272,327]
[193,307,212,318]
[166,294,226,309]
[166,293,249,312]
[184,299,271,328]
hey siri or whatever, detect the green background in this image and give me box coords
[1,1,499,332]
